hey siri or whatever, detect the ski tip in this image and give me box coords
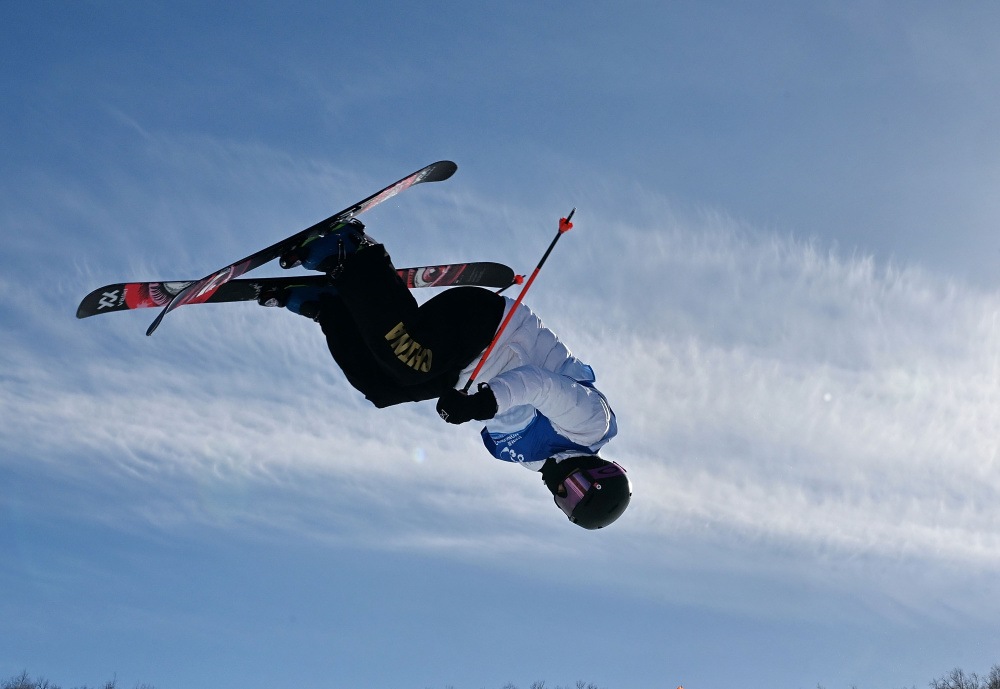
[426,160,458,182]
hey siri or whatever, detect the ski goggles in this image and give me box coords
[553,463,626,519]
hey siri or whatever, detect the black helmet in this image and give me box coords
[540,455,631,530]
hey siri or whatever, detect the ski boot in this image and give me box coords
[257,284,337,321]
[279,218,375,277]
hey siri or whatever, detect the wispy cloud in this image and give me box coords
[580,213,1000,559]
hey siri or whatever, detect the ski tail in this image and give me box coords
[77,281,194,319]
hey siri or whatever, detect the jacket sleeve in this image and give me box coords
[488,365,611,447]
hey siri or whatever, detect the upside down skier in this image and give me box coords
[260,220,631,529]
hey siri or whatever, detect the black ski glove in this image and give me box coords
[436,383,498,425]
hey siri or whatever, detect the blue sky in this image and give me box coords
[3,2,1000,688]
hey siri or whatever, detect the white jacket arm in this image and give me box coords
[488,365,611,447]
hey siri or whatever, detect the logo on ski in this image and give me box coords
[98,290,121,310]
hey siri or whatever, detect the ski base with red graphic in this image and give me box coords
[145,160,458,336]
[77,262,514,319]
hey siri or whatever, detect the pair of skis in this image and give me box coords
[76,161,517,329]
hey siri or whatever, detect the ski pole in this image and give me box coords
[462,208,575,393]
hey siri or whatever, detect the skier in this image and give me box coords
[262,220,631,530]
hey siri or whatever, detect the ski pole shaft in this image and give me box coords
[462,209,575,393]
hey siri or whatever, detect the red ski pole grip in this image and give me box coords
[559,207,576,234]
